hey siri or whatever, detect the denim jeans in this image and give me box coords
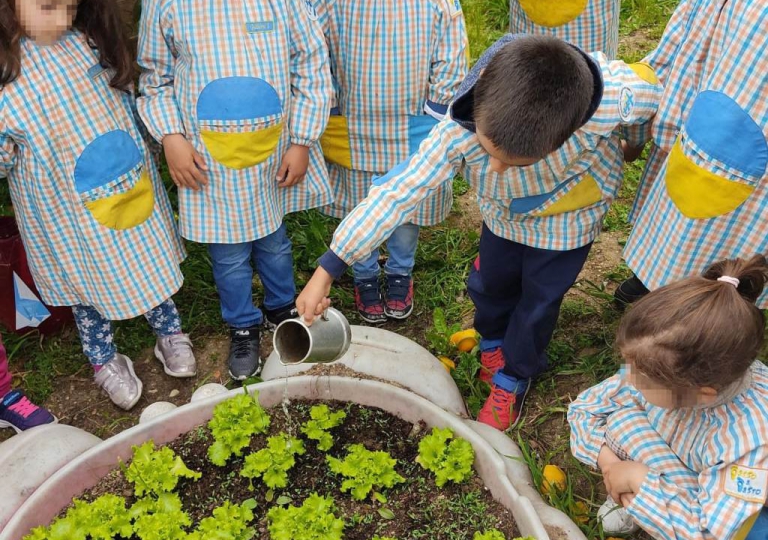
[208,223,296,328]
[352,223,420,283]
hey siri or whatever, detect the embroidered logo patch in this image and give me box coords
[448,0,463,17]
[724,465,768,503]
[246,21,274,33]
[303,0,319,21]
[619,87,635,122]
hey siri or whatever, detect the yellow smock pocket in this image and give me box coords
[509,174,602,216]
[197,77,284,170]
[518,0,589,27]
[665,91,766,219]
[74,130,154,230]
[320,115,353,169]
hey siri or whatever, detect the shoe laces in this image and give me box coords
[482,348,505,370]
[8,396,38,419]
[356,280,382,307]
[232,333,256,359]
[386,275,411,301]
[489,384,515,410]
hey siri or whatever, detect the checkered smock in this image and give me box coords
[138,0,333,243]
[0,32,185,320]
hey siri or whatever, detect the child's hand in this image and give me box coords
[603,460,650,503]
[621,140,645,163]
[163,134,209,190]
[597,445,622,471]
[296,267,334,325]
[277,144,309,187]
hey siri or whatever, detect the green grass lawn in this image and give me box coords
[1,2,680,538]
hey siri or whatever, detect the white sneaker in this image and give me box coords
[598,497,640,535]
[155,334,197,378]
[94,353,143,410]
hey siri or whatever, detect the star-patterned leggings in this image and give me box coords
[72,299,182,366]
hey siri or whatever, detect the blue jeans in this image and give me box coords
[208,223,296,328]
[352,223,420,283]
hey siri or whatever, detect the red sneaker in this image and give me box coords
[479,347,505,384]
[477,374,531,431]
[354,278,387,324]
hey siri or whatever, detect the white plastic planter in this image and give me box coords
[0,328,586,540]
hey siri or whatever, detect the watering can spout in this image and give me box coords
[273,307,352,365]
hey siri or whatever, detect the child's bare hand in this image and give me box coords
[597,444,622,471]
[163,134,209,190]
[602,460,649,502]
[296,267,333,325]
[277,144,309,187]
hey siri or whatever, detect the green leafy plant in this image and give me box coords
[473,531,506,540]
[241,433,306,489]
[129,493,191,540]
[125,440,201,497]
[267,493,344,540]
[300,404,347,451]
[208,391,271,466]
[425,308,464,358]
[188,500,257,540]
[372,537,398,540]
[416,427,475,487]
[22,494,132,540]
[327,444,404,501]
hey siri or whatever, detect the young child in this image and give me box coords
[568,256,768,539]
[138,0,332,379]
[0,0,196,411]
[297,34,662,430]
[614,0,768,308]
[510,0,621,59]
[0,333,55,433]
[315,0,468,323]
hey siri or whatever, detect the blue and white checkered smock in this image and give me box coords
[137,0,333,244]
[0,32,185,320]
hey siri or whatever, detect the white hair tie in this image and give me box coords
[718,275,740,288]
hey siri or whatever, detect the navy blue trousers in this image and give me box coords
[468,224,592,380]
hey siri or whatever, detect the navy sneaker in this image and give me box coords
[228,326,261,380]
[354,278,387,324]
[614,274,650,310]
[0,390,56,433]
[384,274,414,320]
[260,303,299,330]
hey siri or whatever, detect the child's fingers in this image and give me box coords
[193,151,209,172]
[276,159,289,184]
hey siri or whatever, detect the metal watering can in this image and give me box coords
[273,307,352,365]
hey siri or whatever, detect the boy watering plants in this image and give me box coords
[296,34,662,431]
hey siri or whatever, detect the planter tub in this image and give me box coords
[0,328,586,540]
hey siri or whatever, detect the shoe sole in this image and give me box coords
[0,415,58,434]
[228,358,263,381]
[114,356,143,411]
[154,344,197,378]
[384,303,414,320]
[358,313,388,325]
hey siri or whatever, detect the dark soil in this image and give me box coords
[75,400,519,540]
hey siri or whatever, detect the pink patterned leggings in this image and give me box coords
[0,333,12,398]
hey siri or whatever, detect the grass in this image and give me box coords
[1,1,676,538]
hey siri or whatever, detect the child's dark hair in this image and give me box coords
[616,255,768,390]
[474,36,594,160]
[0,0,135,89]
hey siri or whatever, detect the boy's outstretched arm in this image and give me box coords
[296,121,468,323]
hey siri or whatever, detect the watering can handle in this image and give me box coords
[320,309,330,322]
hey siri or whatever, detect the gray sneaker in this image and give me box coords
[155,334,197,378]
[598,497,639,535]
[228,326,261,380]
[94,353,143,410]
